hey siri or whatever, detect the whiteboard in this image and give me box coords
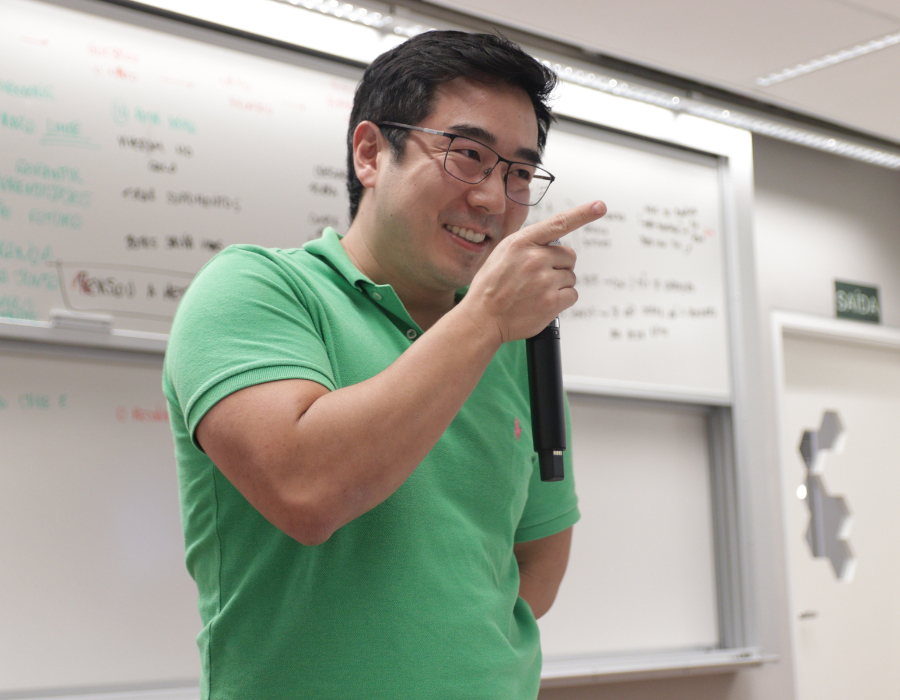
[0,346,200,693]
[529,122,731,400]
[539,394,719,657]
[0,0,357,334]
[0,343,719,693]
[0,0,731,400]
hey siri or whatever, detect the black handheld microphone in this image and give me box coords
[526,316,566,482]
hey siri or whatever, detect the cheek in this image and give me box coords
[403,164,450,207]
[506,205,530,234]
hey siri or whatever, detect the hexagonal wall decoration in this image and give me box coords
[798,410,855,581]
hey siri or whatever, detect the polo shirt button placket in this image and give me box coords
[371,292,382,301]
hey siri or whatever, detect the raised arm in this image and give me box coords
[195,202,606,546]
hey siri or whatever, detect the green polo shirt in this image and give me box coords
[163,228,579,700]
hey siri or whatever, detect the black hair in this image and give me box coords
[346,30,558,221]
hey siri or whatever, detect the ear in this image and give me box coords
[352,120,385,189]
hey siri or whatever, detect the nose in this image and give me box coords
[466,164,508,215]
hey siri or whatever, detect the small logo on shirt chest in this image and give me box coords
[514,417,522,441]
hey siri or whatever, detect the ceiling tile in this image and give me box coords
[425,0,899,84]
[836,0,900,22]
[751,43,900,141]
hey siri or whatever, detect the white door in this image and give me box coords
[779,328,900,700]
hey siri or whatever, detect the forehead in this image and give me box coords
[422,77,540,153]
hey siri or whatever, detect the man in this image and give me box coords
[164,30,605,699]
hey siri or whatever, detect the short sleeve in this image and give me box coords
[514,397,580,543]
[164,246,336,449]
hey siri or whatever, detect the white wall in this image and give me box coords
[540,135,900,700]
[753,136,900,326]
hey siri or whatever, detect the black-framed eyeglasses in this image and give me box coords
[377,121,555,206]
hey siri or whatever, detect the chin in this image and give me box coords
[433,266,476,291]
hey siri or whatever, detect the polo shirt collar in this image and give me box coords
[303,227,371,289]
[304,227,470,306]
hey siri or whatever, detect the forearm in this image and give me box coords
[515,528,573,619]
[216,299,501,544]
[518,567,558,620]
[303,306,499,526]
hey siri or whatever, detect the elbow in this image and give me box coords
[530,590,559,620]
[279,468,374,545]
[291,522,335,547]
[239,455,343,546]
[242,455,361,546]
[280,495,341,547]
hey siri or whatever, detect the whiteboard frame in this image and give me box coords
[544,88,762,677]
[0,318,167,356]
[0,0,767,692]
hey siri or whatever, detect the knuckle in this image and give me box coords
[526,248,544,270]
[548,213,569,237]
[508,229,528,247]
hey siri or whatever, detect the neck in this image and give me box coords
[340,223,457,332]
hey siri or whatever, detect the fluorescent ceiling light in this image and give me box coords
[271,0,435,37]
[279,0,396,28]
[126,0,429,62]
[543,59,900,170]
[756,31,900,87]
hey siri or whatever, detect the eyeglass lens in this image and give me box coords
[443,137,552,206]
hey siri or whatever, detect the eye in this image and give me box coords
[509,166,535,182]
[451,146,483,162]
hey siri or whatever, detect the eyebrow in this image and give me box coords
[446,122,543,166]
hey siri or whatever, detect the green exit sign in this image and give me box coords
[835,281,881,324]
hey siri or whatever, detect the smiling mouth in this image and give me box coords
[444,224,487,244]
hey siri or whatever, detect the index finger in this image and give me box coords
[518,200,607,247]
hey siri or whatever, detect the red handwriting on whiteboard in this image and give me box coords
[108,66,138,82]
[228,97,274,115]
[326,96,352,111]
[87,44,139,62]
[222,75,252,91]
[116,405,169,422]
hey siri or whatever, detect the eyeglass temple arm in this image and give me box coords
[378,122,451,139]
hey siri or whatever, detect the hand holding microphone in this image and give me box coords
[462,201,607,481]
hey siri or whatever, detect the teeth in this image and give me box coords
[447,225,486,244]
